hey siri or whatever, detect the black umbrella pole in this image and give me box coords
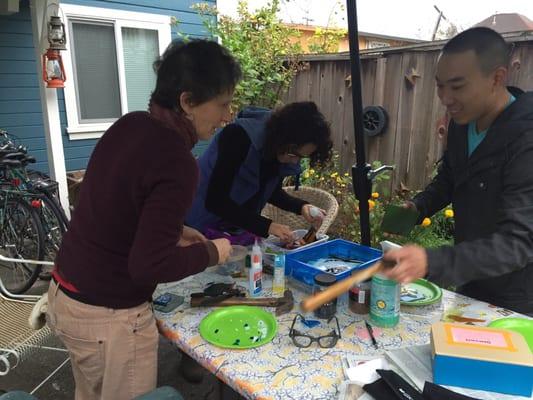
[347,0,371,246]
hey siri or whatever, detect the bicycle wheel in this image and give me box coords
[33,194,67,261]
[46,191,69,228]
[0,197,45,293]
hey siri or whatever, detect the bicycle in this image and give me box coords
[0,158,46,294]
[0,131,68,264]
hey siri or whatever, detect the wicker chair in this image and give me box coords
[261,186,339,235]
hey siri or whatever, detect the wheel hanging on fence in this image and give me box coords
[363,105,388,137]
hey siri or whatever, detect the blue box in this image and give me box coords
[284,239,382,286]
[431,322,533,397]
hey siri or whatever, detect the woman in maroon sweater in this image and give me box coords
[47,40,241,400]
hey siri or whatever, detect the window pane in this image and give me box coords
[122,27,159,112]
[71,22,121,122]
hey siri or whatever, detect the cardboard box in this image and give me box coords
[431,322,533,396]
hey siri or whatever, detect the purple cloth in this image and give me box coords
[204,226,257,246]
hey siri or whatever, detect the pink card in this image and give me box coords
[449,326,510,349]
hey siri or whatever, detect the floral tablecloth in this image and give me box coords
[155,268,528,400]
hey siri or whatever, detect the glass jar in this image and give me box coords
[349,279,371,314]
[313,273,337,319]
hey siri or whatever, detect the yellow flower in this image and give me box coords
[341,184,346,188]
[336,190,341,195]
[422,217,431,227]
[309,168,315,175]
[444,209,454,218]
[330,172,338,178]
[320,177,325,181]
[371,192,380,199]
[368,200,376,210]
[344,172,350,177]
[303,171,310,179]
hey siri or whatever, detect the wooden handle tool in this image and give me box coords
[300,260,388,313]
[191,296,281,308]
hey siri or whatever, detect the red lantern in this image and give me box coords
[42,15,67,88]
[42,48,66,88]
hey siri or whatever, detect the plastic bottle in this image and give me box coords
[272,253,285,297]
[369,273,400,327]
[309,206,322,218]
[249,239,263,297]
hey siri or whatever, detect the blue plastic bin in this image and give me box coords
[285,239,382,286]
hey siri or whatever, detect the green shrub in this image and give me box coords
[299,152,454,249]
[191,0,302,110]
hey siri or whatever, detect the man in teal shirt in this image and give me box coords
[384,28,533,315]
[467,94,515,156]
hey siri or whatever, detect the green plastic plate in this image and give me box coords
[199,306,278,349]
[488,318,533,353]
[400,279,442,306]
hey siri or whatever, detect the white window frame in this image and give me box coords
[60,4,172,140]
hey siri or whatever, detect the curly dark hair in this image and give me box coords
[151,39,242,110]
[263,102,332,165]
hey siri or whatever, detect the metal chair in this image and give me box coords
[0,255,53,377]
[261,186,339,235]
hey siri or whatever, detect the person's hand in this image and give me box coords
[403,200,417,211]
[268,222,294,242]
[381,245,428,284]
[211,238,232,264]
[301,204,325,228]
[178,225,207,247]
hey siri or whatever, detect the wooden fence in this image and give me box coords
[284,35,533,192]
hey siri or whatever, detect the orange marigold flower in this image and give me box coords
[371,192,379,199]
[422,217,431,227]
[368,200,376,210]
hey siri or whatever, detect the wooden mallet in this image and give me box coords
[300,260,393,313]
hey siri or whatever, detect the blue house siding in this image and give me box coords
[0,1,50,172]
[0,0,215,174]
[60,0,215,171]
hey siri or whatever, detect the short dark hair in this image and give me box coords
[151,39,241,110]
[442,27,509,74]
[263,102,333,165]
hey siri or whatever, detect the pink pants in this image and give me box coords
[47,280,159,400]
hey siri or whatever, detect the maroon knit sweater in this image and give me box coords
[55,108,218,308]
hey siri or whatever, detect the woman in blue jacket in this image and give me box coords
[186,101,332,243]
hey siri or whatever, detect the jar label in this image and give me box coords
[370,276,400,327]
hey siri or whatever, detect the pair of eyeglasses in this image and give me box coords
[285,146,311,160]
[289,313,341,348]
[286,151,308,159]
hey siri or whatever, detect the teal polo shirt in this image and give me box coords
[467,94,516,156]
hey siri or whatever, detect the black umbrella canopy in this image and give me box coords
[346,0,372,246]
